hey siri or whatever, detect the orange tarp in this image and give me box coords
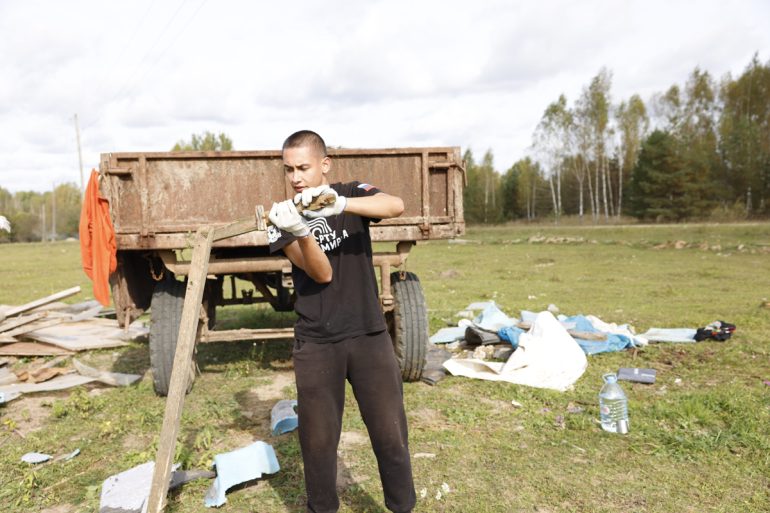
[79,170,116,306]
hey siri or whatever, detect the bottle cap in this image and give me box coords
[617,419,629,434]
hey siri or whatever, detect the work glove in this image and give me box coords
[269,200,309,238]
[294,185,347,218]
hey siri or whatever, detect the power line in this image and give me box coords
[99,0,160,94]
[122,0,210,101]
[83,0,195,131]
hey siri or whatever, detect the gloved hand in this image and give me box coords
[294,185,347,218]
[269,200,309,238]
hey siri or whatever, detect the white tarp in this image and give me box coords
[443,311,587,392]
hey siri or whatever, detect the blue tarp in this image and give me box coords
[497,326,524,349]
[561,315,636,355]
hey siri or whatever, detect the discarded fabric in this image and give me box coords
[560,315,636,355]
[474,303,517,332]
[464,326,500,346]
[639,328,696,343]
[204,441,280,508]
[497,326,524,349]
[444,311,587,392]
[270,399,298,436]
[421,345,453,386]
[694,320,736,342]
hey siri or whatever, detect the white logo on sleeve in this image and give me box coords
[267,225,281,244]
[308,218,349,252]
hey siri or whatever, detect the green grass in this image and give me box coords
[1,222,770,512]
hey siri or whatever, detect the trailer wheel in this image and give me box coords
[386,271,428,382]
[149,278,196,396]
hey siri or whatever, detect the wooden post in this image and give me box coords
[147,227,214,513]
[145,207,291,511]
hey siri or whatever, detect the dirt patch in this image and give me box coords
[40,505,75,513]
[339,430,368,450]
[477,397,511,410]
[249,371,295,401]
[2,395,55,436]
[408,407,449,429]
[235,371,296,438]
[122,432,151,451]
[218,429,257,451]
[336,453,371,491]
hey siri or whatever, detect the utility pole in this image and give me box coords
[74,114,84,194]
[41,204,46,243]
[51,182,57,241]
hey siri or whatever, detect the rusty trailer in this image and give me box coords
[100,147,465,394]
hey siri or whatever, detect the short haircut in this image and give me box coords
[282,130,327,158]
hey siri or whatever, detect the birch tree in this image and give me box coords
[615,94,649,217]
[576,69,613,220]
[534,95,573,222]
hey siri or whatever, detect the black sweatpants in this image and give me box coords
[292,330,416,513]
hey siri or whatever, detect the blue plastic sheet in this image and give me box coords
[204,441,280,507]
[429,326,466,344]
[561,315,636,355]
[497,326,524,349]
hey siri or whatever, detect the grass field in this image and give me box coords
[1,222,769,512]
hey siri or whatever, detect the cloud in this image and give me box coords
[1,0,769,192]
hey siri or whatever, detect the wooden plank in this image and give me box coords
[27,367,72,384]
[0,286,81,322]
[0,342,73,357]
[0,312,47,334]
[200,327,295,343]
[147,227,214,513]
[0,373,94,394]
[0,318,64,340]
[211,217,260,242]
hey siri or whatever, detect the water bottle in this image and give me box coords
[599,373,629,434]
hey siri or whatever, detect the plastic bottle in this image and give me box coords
[599,373,629,434]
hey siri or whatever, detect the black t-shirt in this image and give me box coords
[268,181,386,343]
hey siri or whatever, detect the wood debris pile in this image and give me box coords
[0,286,147,356]
[0,286,147,403]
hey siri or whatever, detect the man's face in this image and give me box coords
[282,145,330,194]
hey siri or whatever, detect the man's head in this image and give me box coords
[282,130,331,192]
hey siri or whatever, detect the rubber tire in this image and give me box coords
[387,271,428,382]
[149,278,196,396]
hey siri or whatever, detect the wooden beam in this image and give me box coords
[0,312,47,334]
[0,286,81,322]
[200,327,295,343]
[147,227,214,513]
[0,318,64,340]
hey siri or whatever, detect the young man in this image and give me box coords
[267,130,416,513]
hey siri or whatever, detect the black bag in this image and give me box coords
[694,320,736,342]
[464,326,501,346]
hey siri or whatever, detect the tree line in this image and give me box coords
[3,57,768,244]
[0,183,83,242]
[464,54,770,223]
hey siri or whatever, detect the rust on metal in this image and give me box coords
[102,147,463,244]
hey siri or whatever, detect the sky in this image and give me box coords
[1,0,768,193]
